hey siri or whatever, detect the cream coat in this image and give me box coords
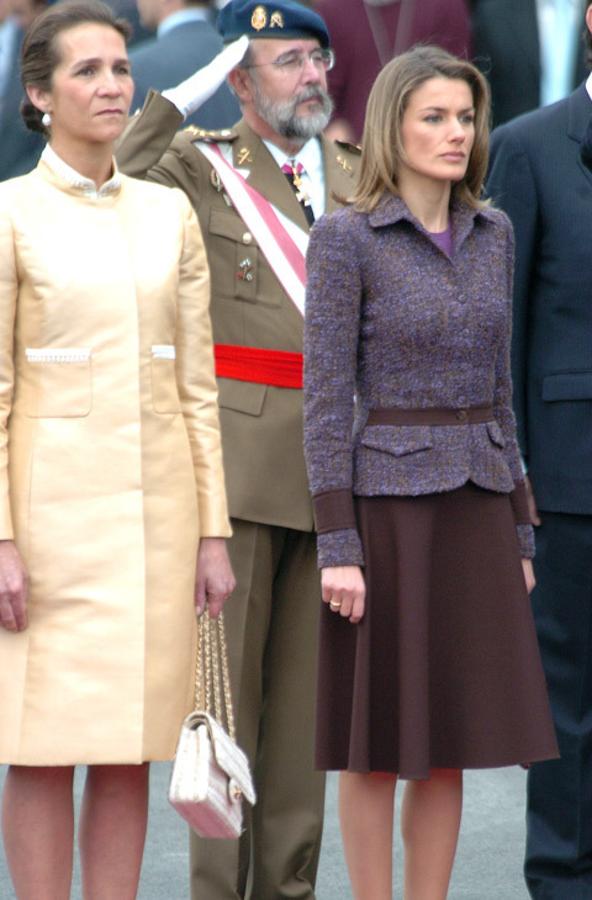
[0,157,231,765]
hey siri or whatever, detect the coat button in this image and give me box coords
[242,232,252,244]
[456,409,468,422]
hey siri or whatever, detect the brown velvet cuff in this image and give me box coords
[510,481,531,525]
[312,489,357,534]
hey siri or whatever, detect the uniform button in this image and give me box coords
[456,409,468,422]
[242,232,252,244]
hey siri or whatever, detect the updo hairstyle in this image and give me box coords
[20,0,131,136]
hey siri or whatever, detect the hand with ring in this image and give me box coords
[321,565,366,624]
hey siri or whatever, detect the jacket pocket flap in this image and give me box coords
[218,378,267,416]
[209,208,253,243]
[542,372,592,401]
[486,421,505,447]
[360,425,432,457]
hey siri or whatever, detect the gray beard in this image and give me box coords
[252,83,334,141]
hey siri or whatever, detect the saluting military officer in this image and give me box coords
[116,1,360,897]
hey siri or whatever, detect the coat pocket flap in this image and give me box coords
[209,208,253,243]
[542,372,592,401]
[360,425,432,457]
[218,378,267,416]
[486,420,505,447]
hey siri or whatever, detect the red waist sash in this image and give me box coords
[214,344,303,389]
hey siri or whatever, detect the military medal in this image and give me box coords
[237,258,254,282]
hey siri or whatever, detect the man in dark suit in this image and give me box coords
[487,5,592,896]
[0,0,46,181]
[128,0,239,128]
[472,0,588,127]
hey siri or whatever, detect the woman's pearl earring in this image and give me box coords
[42,112,52,127]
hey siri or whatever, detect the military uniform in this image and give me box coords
[117,81,360,899]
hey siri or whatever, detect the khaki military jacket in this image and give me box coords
[117,91,360,531]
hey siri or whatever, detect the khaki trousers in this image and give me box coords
[189,519,325,900]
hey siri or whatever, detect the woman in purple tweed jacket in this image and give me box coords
[303,46,558,899]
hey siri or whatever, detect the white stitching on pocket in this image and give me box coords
[151,345,176,360]
[26,347,91,363]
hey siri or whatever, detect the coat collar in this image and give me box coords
[367,193,496,253]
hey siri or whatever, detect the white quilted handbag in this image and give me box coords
[168,612,256,838]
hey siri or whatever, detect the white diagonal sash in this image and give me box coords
[197,142,307,317]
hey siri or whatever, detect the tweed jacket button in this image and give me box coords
[242,231,252,244]
[456,409,468,422]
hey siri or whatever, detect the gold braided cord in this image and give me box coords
[194,611,236,741]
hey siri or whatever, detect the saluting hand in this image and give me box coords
[0,540,29,632]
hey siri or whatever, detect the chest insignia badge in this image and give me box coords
[251,6,267,30]
[336,155,354,176]
[237,147,254,166]
[210,168,223,192]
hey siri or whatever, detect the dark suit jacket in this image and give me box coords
[487,83,592,514]
[472,0,588,127]
[128,19,239,130]
[0,29,44,182]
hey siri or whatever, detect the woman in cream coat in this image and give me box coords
[0,2,235,897]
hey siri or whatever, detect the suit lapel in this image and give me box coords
[567,84,592,188]
[232,120,309,230]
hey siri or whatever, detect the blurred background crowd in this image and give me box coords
[0,0,588,179]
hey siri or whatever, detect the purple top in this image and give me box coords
[303,195,534,568]
[428,223,453,257]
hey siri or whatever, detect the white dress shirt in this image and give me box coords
[537,0,582,106]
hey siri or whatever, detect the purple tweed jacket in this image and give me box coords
[303,194,534,568]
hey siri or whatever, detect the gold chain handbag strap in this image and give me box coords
[194,612,236,742]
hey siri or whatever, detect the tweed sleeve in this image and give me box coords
[304,211,364,568]
[493,219,534,558]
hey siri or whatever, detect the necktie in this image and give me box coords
[281,160,315,226]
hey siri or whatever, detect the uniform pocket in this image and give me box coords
[25,347,92,417]
[151,345,181,414]
[208,209,267,305]
[360,425,433,457]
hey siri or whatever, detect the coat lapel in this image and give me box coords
[322,137,359,213]
[567,84,592,189]
[232,120,309,230]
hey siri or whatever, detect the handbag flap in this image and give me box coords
[183,711,257,805]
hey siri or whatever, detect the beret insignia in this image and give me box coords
[270,11,284,28]
[251,5,267,30]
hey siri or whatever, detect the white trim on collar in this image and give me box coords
[41,144,121,197]
[586,72,592,103]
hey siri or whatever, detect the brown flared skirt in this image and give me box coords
[315,483,558,779]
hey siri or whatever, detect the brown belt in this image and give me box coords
[366,406,494,426]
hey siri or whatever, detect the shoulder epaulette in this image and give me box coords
[182,125,239,143]
[335,139,362,156]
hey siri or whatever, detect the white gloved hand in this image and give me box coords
[162,35,249,120]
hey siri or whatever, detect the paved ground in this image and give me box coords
[0,764,530,898]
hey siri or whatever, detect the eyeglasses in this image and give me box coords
[243,48,335,76]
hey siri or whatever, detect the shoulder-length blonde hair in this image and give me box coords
[351,45,491,212]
